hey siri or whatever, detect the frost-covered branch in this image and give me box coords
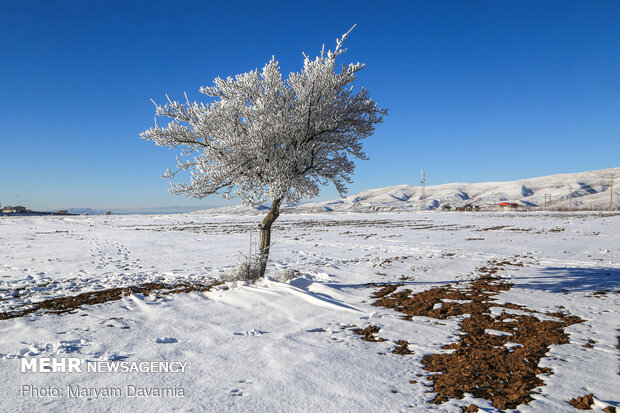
[141,27,387,206]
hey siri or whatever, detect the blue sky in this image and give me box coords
[1,1,618,211]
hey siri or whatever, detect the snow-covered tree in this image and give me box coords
[141,27,386,278]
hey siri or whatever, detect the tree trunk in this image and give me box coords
[258,198,282,277]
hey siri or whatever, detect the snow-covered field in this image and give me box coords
[0,212,618,412]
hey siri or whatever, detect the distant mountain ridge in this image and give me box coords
[197,167,619,214]
[66,205,216,215]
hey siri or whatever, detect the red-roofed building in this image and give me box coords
[498,202,519,211]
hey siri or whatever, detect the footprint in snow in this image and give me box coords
[233,329,267,336]
[230,379,252,396]
[106,353,130,361]
[101,317,132,329]
[155,337,178,344]
[57,339,88,354]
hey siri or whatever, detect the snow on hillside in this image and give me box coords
[197,167,619,214]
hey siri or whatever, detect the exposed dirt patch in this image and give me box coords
[369,260,583,410]
[372,256,409,268]
[478,225,510,231]
[393,340,412,355]
[350,325,387,342]
[569,393,618,413]
[125,218,473,236]
[0,280,223,320]
[570,393,594,409]
[507,227,534,232]
[371,284,402,299]
[584,339,596,348]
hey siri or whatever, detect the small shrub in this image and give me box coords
[225,253,267,282]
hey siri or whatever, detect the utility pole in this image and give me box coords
[420,169,426,211]
[569,185,573,211]
[611,174,615,212]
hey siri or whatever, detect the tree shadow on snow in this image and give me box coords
[510,267,620,294]
[287,277,467,312]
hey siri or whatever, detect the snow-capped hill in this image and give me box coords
[66,208,109,215]
[197,167,619,214]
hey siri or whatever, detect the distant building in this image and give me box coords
[456,203,479,212]
[1,206,28,214]
[498,202,519,211]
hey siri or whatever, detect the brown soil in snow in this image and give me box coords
[370,260,583,410]
[392,340,412,355]
[351,325,387,342]
[0,280,222,320]
[370,284,402,299]
[569,393,594,409]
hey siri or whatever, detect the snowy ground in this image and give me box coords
[0,212,618,412]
